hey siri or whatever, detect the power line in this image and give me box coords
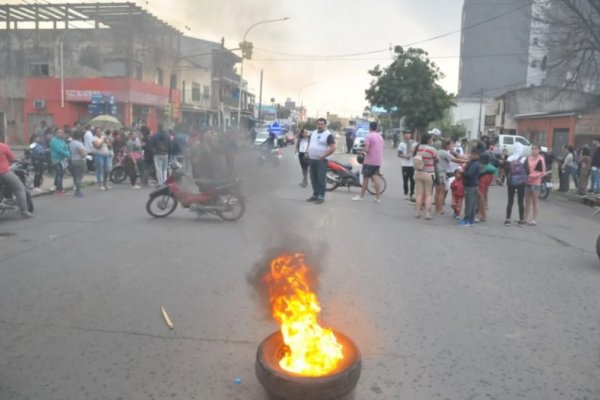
[250,53,529,62]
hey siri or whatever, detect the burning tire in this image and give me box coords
[256,331,361,400]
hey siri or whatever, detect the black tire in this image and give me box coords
[216,193,245,221]
[146,193,178,218]
[539,185,550,200]
[366,174,387,195]
[326,171,340,192]
[109,166,128,184]
[256,331,361,400]
[596,234,600,260]
[26,191,34,213]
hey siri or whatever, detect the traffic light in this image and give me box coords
[240,41,253,60]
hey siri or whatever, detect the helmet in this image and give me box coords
[356,154,365,164]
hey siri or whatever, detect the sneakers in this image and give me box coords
[528,221,537,226]
[99,186,107,191]
[104,185,112,190]
[299,182,308,188]
[374,198,382,204]
[21,211,33,219]
[314,198,324,205]
[351,196,364,201]
[55,190,64,196]
[504,220,511,226]
[517,220,526,227]
[32,188,43,194]
[132,185,142,189]
[457,220,473,227]
[306,196,318,202]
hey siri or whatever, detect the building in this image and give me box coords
[179,36,255,131]
[484,86,600,152]
[0,2,183,144]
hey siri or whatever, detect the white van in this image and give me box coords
[498,135,531,156]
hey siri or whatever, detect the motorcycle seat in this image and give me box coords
[340,163,353,170]
[195,178,237,191]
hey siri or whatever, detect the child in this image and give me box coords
[458,149,481,227]
[450,167,464,219]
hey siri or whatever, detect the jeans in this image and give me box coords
[94,154,110,185]
[309,158,328,199]
[53,162,64,192]
[0,171,28,213]
[154,154,169,185]
[464,186,478,222]
[71,159,85,194]
[592,167,600,193]
[32,159,44,188]
[402,166,415,196]
[567,166,579,190]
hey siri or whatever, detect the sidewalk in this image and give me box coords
[31,172,98,198]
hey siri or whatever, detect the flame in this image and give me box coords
[264,253,343,376]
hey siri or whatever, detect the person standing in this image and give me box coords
[345,128,355,154]
[524,144,546,226]
[590,138,600,194]
[151,125,171,186]
[296,128,311,187]
[126,131,143,189]
[397,130,416,201]
[140,126,153,186]
[504,142,528,226]
[49,128,70,196]
[413,133,438,219]
[578,146,591,196]
[29,135,46,193]
[435,139,466,214]
[458,148,481,226]
[68,130,87,198]
[0,141,32,218]
[92,128,111,191]
[562,146,579,191]
[352,121,384,203]
[306,118,336,205]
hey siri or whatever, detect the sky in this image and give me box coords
[6,0,465,118]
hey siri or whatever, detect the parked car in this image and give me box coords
[498,134,531,156]
[253,129,270,147]
[285,132,296,145]
[352,129,369,154]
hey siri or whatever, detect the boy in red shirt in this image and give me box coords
[450,167,464,219]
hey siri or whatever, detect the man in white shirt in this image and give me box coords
[397,130,416,201]
[83,125,94,171]
[306,118,336,205]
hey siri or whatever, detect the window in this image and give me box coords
[192,82,201,102]
[203,85,210,99]
[503,136,514,145]
[516,136,530,146]
[155,68,163,85]
[103,60,127,77]
[29,63,49,77]
[485,115,495,126]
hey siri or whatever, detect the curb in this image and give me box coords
[553,190,600,207]
[30,180,98,198]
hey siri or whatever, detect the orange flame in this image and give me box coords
[264,253,343,376]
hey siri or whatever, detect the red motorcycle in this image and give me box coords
[326,159,387,194]
[146,163,245,221]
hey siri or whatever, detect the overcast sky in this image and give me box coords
[8,0,465,118]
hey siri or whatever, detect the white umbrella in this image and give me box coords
[89,115,123,130]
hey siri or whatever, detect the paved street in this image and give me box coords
[1,145,599,400]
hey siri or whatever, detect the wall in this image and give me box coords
[517,115,576,147]
[451,99,491,139]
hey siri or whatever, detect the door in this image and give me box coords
[552,128,569,156]
[0,112,5,142]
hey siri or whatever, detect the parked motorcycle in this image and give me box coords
[0,160,34,217]
[326,159,387,194]
[257,142,281,167]
[539,171,552,200]
[146,162,245,221]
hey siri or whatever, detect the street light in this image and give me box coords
[237,17,290,130]
[297,82,317,108]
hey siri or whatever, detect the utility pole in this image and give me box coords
[478,88,484,139]
[257,69,263,125]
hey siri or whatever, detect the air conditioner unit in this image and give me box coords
[33,100,46,110]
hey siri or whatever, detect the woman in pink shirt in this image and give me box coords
[524,144,546,226]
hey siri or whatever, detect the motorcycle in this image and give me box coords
[257,145,282,167]
[146,162,245,221]
[326,159,387,194]
[539,171,552,200]
[0,160,34,217]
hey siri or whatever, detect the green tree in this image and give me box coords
[365,46,454,134]
[428,109,467,139]
[328,121,342,131]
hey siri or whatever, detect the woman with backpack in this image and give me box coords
[413,133,438,220]
[504,142,527,226]
[524,144,546,226]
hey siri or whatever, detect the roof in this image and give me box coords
[514,111,578,119]
[0,2,181,36]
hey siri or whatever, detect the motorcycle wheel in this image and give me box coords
[216,193,245,221]
[367,175,387,195]
[109,166,128,184]
[539,185,550,200]
[26,191,34,213]
[146,193,178,218]
[326,171,340,192]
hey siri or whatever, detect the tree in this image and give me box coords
[365,46,454,134]
[538,0,600,91]
[428,109,467,139]
[327,121,342,131]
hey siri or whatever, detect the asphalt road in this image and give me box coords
[1,144,599,400]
